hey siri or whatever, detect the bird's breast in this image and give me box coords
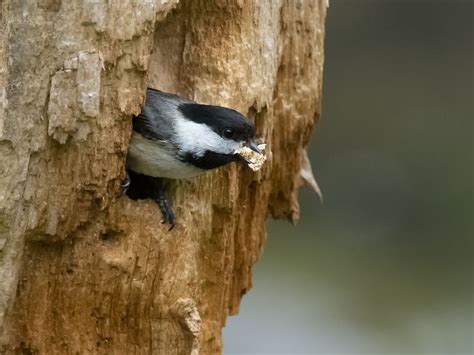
[126,132,205,179]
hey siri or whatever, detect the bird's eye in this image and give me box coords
[223,129,233,139]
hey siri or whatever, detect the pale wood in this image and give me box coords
[0,0,327,353]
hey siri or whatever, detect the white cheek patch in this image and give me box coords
[174,116,242,157]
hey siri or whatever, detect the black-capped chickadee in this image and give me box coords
[124,88,261,230]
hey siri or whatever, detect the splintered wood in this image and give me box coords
[1,0,326,353]
[235,143,267,171]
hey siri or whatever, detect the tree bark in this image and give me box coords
[0,0,327,353]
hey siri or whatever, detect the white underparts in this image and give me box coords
[126,132,204,179]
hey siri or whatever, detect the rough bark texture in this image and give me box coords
[0,0,326,354]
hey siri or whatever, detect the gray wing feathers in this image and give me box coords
[132,89,191,141]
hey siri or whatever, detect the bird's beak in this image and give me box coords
[246,140,262,154]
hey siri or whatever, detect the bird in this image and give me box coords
[124,88,261,230]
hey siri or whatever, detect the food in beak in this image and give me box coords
[234,142,267,171]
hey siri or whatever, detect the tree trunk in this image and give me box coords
[0,0,327,353]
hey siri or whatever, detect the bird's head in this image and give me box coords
[176,103,260,169]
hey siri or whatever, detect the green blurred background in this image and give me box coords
[224,0,473,354]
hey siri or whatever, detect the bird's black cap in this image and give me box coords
[178,103,255,142]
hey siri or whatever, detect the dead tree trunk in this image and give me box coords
[0,1,327,353]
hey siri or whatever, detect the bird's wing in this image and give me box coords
[132,113,168,141]
[132,88,190,141]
